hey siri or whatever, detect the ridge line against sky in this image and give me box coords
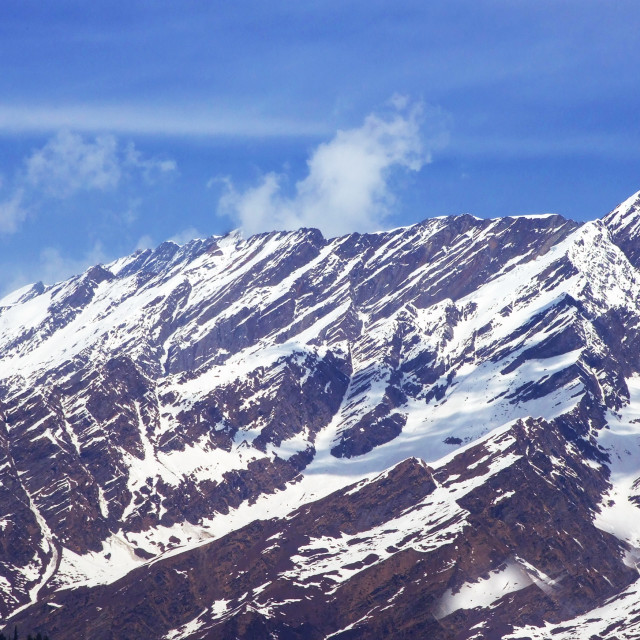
[0,1,639,295]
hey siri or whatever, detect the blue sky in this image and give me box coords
[0,0,639,293]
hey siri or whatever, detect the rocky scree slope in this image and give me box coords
[2,191,640,638]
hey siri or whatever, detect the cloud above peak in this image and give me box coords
[217,100,449,238]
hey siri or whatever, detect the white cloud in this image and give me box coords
[217,100,448,237]
[26,130,121,198]
[25,131,178,199]
[0,188,27,234]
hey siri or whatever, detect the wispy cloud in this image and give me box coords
[25,130,178,199]
[0,130,178,236]
[168,227,202,245]
[0,188,27,234]
[124,143,177,183]
[26,131,122,198]
[134,235,154,252]
[0,104,328,138]
[217,99,449,237]
[120,197,143,225]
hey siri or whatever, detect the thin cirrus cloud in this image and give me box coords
[124,143,177,184]
[217,99,450,238]
[0,103,328,138]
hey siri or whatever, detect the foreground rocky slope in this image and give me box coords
[2,190,640,637]
[8,419,636,639]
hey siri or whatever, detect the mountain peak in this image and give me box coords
[602,188,640,267]
[603,188,640,231]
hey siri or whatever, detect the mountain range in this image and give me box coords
[2,190,640,638]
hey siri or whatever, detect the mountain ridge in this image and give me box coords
[2,190,640,637]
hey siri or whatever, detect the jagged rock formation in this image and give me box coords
[2,190,640,638]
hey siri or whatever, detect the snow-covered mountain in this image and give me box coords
[3,191,640,638]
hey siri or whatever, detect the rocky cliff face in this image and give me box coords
[2,191,640,638]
